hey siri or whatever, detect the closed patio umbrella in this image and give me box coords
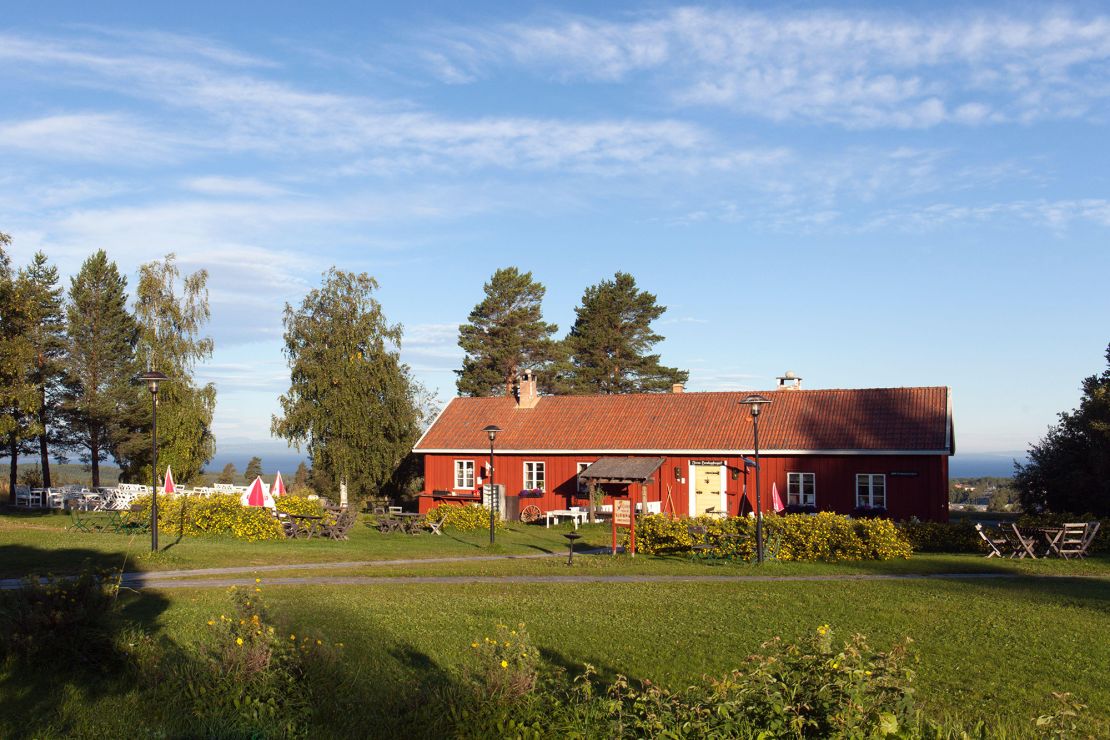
[242,476,276,509]
[771,482,785,513]
[272,471,287,498]
[162,466,175,495]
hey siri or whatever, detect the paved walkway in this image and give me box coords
[118,571,1108,590]
[3,550,1105,590]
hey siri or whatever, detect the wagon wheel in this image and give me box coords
[520,504,542,523]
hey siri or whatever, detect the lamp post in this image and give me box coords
[482,424,501,545]
[138,370,168,552]
[741,394,772,564]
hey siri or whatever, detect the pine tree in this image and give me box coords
[456,267,562,397]
[293,461,309,491]
[244,456,263,482]
[0,233,40,500]
[217,462,238,484]
[564,272,688,394]
[18,252,67,487]
[115,254,216,484]
[60,251,139,487]
[272,269,421,506]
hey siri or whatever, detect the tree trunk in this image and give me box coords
[7,433,17,504]
[38,386,51,488]
[90,424,101,488]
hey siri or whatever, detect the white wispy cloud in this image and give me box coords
[183,176,289,197]
[416,7,1110,128]
[0,113,182,163]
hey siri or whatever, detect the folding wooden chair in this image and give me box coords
[1058,522,1099,559]
[1006,524,1039,559]
[975,523,1012,558]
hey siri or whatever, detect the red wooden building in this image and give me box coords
[413,374,954,522]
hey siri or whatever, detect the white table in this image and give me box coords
[545,509,588,530]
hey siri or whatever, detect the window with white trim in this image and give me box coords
[577,462,591,494]
[454,460,475,489]
[524,461,545,491]
[787,472,815,507]
[855,474,886,508]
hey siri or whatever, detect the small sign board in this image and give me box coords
[611,497,636,556]
[889,471,919,478]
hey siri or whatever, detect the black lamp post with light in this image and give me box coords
[741,394,772,564]
[138,370,168,552]
[482,424,501,545]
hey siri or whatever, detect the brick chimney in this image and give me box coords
[514,369,540,409]
[671,383,685,393]
[776,371,802,390]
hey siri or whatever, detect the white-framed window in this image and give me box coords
[856,474,886,508]
[577,462,591,494]
[787,472,815,507]
[454,460,475,489]
[524,461,545,491]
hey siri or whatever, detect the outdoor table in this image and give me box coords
[545,509,588,530]
[395,512,424,534]
[1026,527,1065,557]
[288,514,324,539]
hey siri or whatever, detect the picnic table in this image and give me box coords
[286,513,324,539]
[545,509,588,530]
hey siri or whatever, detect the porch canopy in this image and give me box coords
[579,456,666,485]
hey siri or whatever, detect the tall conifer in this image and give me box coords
[61,250,139,487]
[564,272,688,394]
[456,267,561,396]
[18,252,67,487]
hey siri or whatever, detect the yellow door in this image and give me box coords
[692,465,723,515]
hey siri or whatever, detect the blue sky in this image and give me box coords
[2,2,1108,471]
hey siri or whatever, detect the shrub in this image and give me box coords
[898,520,985,553]
[426,504,504,531]
[130,494,284,541]
[462,622,539,701]
[178,582,339,737]
[634,513,912,562]
[450,624,918,738]
[275,496,326,518]
[0,569,121,664]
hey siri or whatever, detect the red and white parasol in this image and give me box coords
[241,476,276,509]
[272,471,287,498]
[162,466,176,495]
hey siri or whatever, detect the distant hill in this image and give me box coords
[1,463,121,487]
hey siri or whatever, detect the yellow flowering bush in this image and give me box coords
[130,494,283,541]
[426,504,505,531]
[632,512,912,561]
[275,496,326,518]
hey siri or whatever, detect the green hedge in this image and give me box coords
[897,520,985,553]
[634,513,912,562]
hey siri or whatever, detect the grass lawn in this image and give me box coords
[3,509,1109,736]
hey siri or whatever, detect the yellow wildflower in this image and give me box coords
[207,620,215,626]
[255,578,261,583]
[316,639,322,645]
[500,660,508,669]
[471,642,479,648]
[290,634,296,640]
[236,637,243,646]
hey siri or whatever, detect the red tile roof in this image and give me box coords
[415,387,953,454]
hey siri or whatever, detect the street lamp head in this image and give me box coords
[482,424,502,443]
[740,394,772,418]
[137,370,169,395]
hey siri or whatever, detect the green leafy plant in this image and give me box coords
[633,513,912,562]
[426,504,504,531]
